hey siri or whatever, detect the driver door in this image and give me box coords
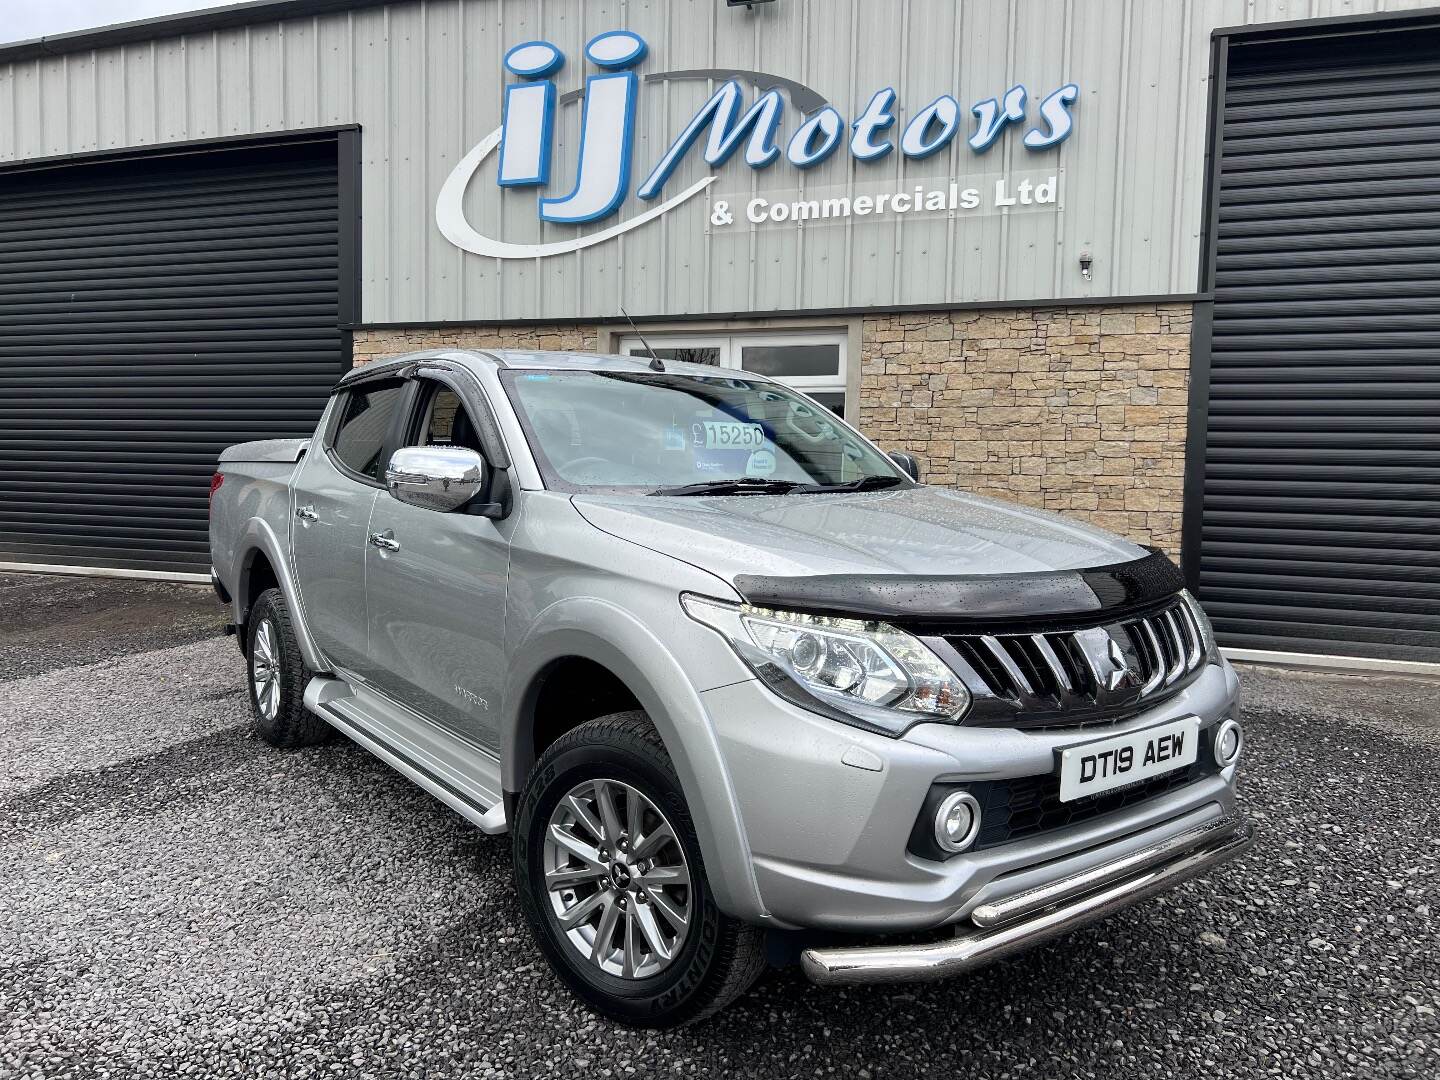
[361,375,512,753]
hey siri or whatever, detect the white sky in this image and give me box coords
[2,1,251,46]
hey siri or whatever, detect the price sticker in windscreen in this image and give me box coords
[701,421,766,450]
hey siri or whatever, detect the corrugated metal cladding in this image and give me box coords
[0,139,344,574]
[1198,28,1440,664]
[0,0,1431,325]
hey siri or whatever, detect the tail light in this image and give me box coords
[209,472,224,513]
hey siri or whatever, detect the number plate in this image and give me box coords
[1057,716,1201,803]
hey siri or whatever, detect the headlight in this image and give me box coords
[682,594,969,736]
[1180,589,1218,658]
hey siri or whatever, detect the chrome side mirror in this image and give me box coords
[385,445,486,512]
[889,450,923,483]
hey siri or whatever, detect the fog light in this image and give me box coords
[1214,718,1244,767]
[934,791,982,853]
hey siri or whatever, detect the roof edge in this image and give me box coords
[1211,3,1440,41]
[0,0,394,65]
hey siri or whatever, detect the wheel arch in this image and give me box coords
[503,601,767,922]
[517,655,644,776]
[230,516,329,673]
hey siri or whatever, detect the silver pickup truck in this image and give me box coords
[209,348,1253,1027]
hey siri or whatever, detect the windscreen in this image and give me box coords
[501,370,904,493]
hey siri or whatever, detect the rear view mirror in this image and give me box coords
[890,451,923,483]
[385,445,487,512]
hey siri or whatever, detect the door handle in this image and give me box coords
[295,505,318,522]
[368,529,400,552]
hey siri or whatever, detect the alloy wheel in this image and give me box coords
[542,778,692,979]
[251,618,281,720]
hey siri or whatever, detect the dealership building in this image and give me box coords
[0,0,1436,671]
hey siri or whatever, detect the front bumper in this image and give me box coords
[801,812,1255,986]
[702,657,1242,932]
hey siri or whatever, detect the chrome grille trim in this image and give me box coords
[942,596,1207,727]
[1179,603,1204,668]
[1162,609,1186,686]
[980,634,1036,699]
[1030,634,1073,693]
[1138,619,1166,695]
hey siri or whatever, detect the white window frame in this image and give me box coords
[614,334,728,367]
[615,329,849,408]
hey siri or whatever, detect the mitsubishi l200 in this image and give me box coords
[209,349,1252,1026]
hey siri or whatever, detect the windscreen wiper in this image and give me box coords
[792,475,908,494]
[647,478,805,496]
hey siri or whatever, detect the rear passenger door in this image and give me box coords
[360,373,512,753]
[290,377,406,673]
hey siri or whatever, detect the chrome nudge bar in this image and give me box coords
[800,814,1255,987]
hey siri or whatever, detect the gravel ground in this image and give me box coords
[1,574,1436,1079]
[0,572,222,683]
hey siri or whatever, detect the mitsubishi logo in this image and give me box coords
[1103,635,1131,693]
[1074,625,1141,700]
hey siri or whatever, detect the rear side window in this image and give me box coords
[331,380,405,481]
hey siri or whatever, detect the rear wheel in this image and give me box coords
[513,712,766,1027]
[245,588,330,748]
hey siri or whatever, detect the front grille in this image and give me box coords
[969,758,1209,850]
[939,595,1207,728]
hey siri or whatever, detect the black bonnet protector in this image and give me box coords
[733,549,1185,630]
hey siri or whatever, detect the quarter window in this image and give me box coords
[331,380,405,482]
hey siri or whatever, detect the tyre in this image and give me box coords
[513,711,766,1027]
[245,587,330,748]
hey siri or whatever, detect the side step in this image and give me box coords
[304,675,508,835]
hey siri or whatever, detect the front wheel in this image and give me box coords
[513,712,766,1027]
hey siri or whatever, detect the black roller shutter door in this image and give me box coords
[0,138,345,575]
[1197,29,1440,664]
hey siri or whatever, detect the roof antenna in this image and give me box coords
[621,306,665,372]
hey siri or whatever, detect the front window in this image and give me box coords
[501,369,906,494]
[330,379,406,482]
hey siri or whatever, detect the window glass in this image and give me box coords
[807,391,845,419]
[331,380,405,481]
[502,370,900,493]
[739,344,840,379]
[617,334,848,418]
[426,389,462,443]
[418,386,486,457]
[626,347,721,366]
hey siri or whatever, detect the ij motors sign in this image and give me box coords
[435,30,1077,260]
